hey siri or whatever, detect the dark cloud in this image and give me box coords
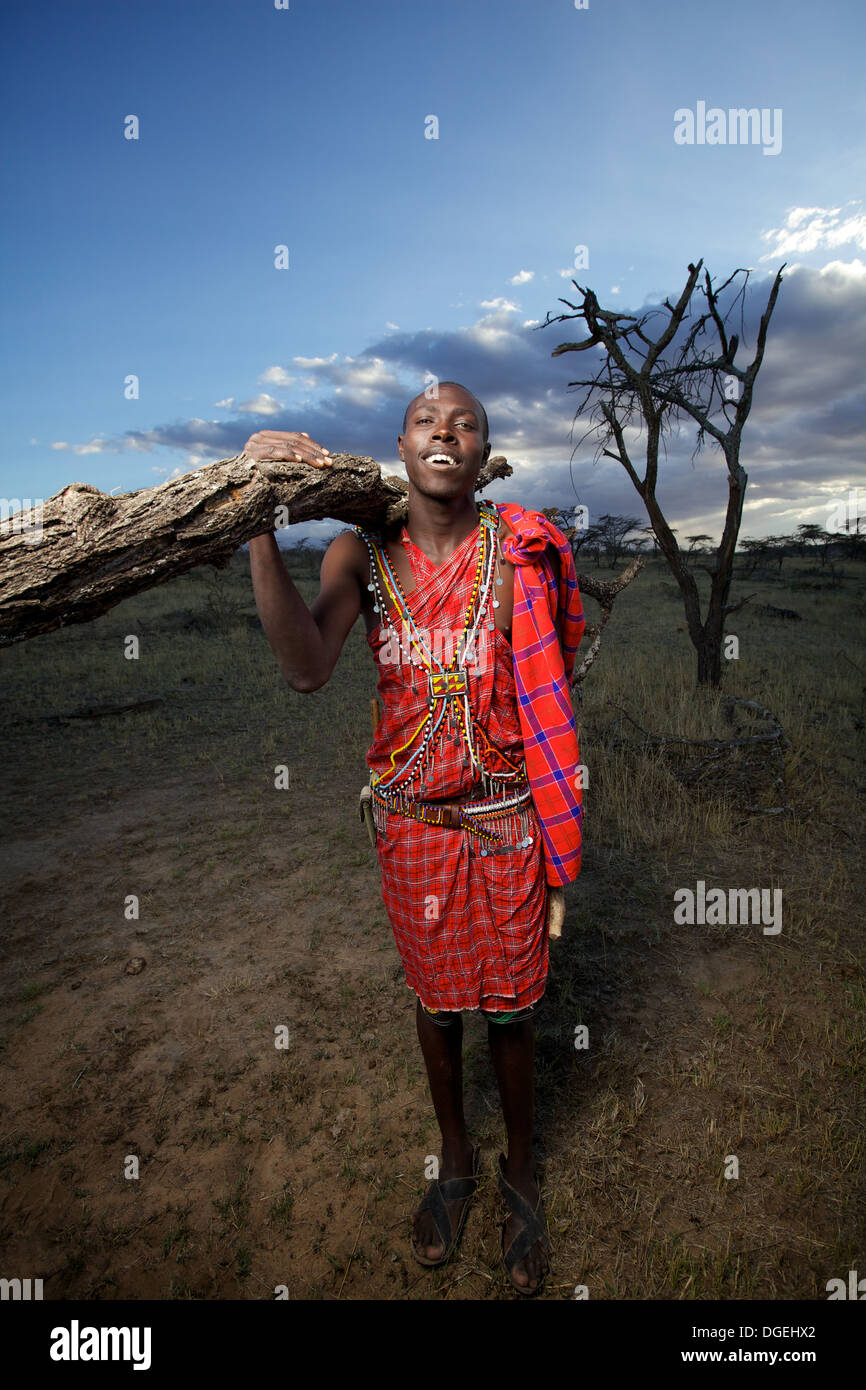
[110,262,866,542]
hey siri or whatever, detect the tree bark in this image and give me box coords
[0,451,513,647]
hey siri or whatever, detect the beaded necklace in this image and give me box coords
[353,501,526,802]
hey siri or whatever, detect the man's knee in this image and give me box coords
[482,998,543,1027]
[419,1002,461,1029]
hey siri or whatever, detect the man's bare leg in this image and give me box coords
[412,1001,476,1261]
[487,1016,549,1291]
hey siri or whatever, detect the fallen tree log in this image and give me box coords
[0,451,513,646]
[600,695,797,815]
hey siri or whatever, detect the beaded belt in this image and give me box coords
[369,781,534,852]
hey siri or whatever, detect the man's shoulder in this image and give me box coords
[322,525,374,583]
[489,499,527,535]
[491,501,568,557]
[326,526,367,556]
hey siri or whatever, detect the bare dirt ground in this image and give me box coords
[1,550,864,1299]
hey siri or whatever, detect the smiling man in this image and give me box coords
[245,382,585,1294]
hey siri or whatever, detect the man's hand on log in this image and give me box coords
[242,430,333,469]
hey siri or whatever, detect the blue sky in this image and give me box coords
[3,0,865,545]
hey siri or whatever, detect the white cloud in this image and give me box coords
[781,256,866,288]
[237,394,282,415]
[214,396,235,408]
[817,256,866,282]
[760,202,866,260]
[260,366,294,387]
[292,353,339,368]
[50,438,107,454]
[385,321,400,331]
[479,297,519,312]
[610,285,621,295]
[334,356,403,406]
[258,352,405,410]
[509,270,534,285]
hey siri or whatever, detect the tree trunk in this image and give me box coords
[696,624,723,686]
[0,451,512,647]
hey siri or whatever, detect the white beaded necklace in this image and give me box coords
[354,502,522,798]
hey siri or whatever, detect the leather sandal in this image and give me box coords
[496,1152,551,1296]
[410,1145,482,1268]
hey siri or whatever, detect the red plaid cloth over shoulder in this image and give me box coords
[495,502,586,886]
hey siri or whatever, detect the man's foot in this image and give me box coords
[497,1153,551,1294]
[411,1141,479,1266]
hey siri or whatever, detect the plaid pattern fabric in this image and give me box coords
[375,804,549,1013]
[494,501,586,887]
[362,510,548,1012]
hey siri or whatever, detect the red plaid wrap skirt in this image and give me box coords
[363,512,549,1014]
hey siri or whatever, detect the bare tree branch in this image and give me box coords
[538,261,786,685]
[571,556,644,688]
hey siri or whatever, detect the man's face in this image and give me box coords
[398,387,491,501]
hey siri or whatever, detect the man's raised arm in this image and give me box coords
[244,430,364,693]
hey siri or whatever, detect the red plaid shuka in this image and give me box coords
[496,502,586,886]
[361,501,582,1013]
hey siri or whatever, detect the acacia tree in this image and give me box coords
[796,523,833,566]
[739,537,772,576]
[593,512,644,567]
[541,259,785,685]
[739,535,789,575]
[686,533,714,560]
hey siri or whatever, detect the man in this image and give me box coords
[245,383,584,1294]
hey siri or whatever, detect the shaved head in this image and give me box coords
[402,382,489,441]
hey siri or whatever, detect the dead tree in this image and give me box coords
[0,452,513,646]
[540,260,785,686]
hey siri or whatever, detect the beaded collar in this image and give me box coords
[353,501,523,797]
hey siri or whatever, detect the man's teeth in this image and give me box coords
[427,454,459,466]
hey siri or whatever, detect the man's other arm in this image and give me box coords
[249,528,365,693]
[241,427,364,693]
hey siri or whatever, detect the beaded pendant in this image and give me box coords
[354,503,522,799]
